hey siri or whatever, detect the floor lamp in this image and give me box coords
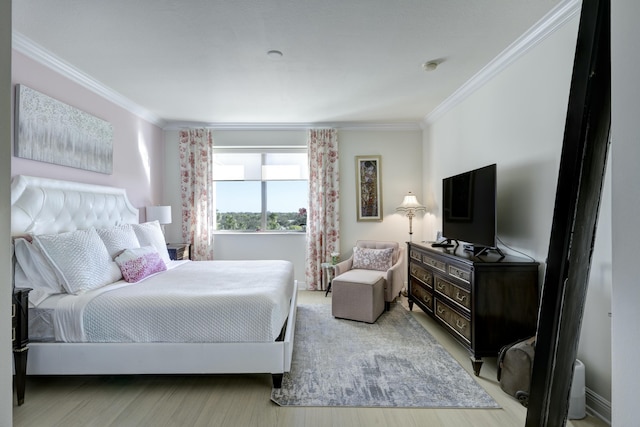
[396,192,426,242]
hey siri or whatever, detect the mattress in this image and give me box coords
[31,259,295,343]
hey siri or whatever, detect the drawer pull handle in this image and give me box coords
[437,283,445,291]
[455,292,467,303]
[423,295,431,304]
[437,306,445,315]
[456,319,467,330]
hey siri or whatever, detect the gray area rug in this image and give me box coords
[271,303,500,408]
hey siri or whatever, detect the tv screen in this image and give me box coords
[442,164,496,248]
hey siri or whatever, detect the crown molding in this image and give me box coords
[163,121,422,131]
[423,0,581,126]
[12,32,167,128]
[13,0,579,133]
[12,32,421,132]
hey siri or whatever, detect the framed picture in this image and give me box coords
[15,85,113,174]
[355,155,382,221]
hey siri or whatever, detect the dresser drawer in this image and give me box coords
[434,276,471,311]
[410,262,433,287]
[422,254,446,272]
[410,280,433,312]
[409,249,423,262]
[435,300,471,345]
[448,264,471,283]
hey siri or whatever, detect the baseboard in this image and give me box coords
[586,387,611,425]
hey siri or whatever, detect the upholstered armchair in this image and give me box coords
[333,240,405,311]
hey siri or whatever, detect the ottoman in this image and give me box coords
[331,269,385,323]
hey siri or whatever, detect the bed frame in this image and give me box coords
[11,175,297,387]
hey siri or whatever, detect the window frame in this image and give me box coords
[213,146,308,233]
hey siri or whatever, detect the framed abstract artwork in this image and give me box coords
[355,155,382,221]
[14,85,114,174]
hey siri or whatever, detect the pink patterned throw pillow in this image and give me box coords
[352,247,394,271]
[115,246,167,283]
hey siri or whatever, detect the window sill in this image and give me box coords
[214,231,306,235]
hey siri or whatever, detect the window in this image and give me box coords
[213,150,308,231]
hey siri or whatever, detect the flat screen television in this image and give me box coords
[442,163,497,255]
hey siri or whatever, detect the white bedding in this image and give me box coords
[12,176,297,383]
[50,259,294,343]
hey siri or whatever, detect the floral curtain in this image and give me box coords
[178,128,215,260]
[306,128,340,290]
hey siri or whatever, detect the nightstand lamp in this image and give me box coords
[146,205,172,234]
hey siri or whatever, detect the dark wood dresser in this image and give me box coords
[407,242,539,376]
[13,288,31,405]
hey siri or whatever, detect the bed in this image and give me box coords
[10,175,298,388]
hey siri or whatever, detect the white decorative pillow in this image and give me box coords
[32,228,116,295]
[115,246,167,283]
[13,237,65,305]
[97,224,141,282]
[352,247,394,271]
[97,224,141,259]
[131,221,171,265]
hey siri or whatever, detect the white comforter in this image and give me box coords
[53,260,295,343]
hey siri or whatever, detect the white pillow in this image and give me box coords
[352,247,394,271]
[14,264,44,308]
[131,221,171,265]
[97,224,142,282]
[13,237,65,305]
[97,224,141,259]
[32,228,116,295]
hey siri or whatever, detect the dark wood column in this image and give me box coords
[526,0,611,425]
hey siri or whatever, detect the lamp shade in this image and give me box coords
[396,192,426,213]
[146,206,172,224]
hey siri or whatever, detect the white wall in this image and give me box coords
[214,232,306,274]
[424,14,578,259]
[424,12,613,420]
[611,1,640,425]
[11,51,166,212]
[1,1,12,424]
[163,128,423,287]
[337,129,423,262]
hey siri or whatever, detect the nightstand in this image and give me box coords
[13,288,31,406]
[167,243,190,260]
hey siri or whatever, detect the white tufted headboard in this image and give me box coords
[11,175,139,236]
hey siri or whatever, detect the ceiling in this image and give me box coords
[12,0,568,128]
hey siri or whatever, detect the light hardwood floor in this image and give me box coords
[13,290,609,427]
